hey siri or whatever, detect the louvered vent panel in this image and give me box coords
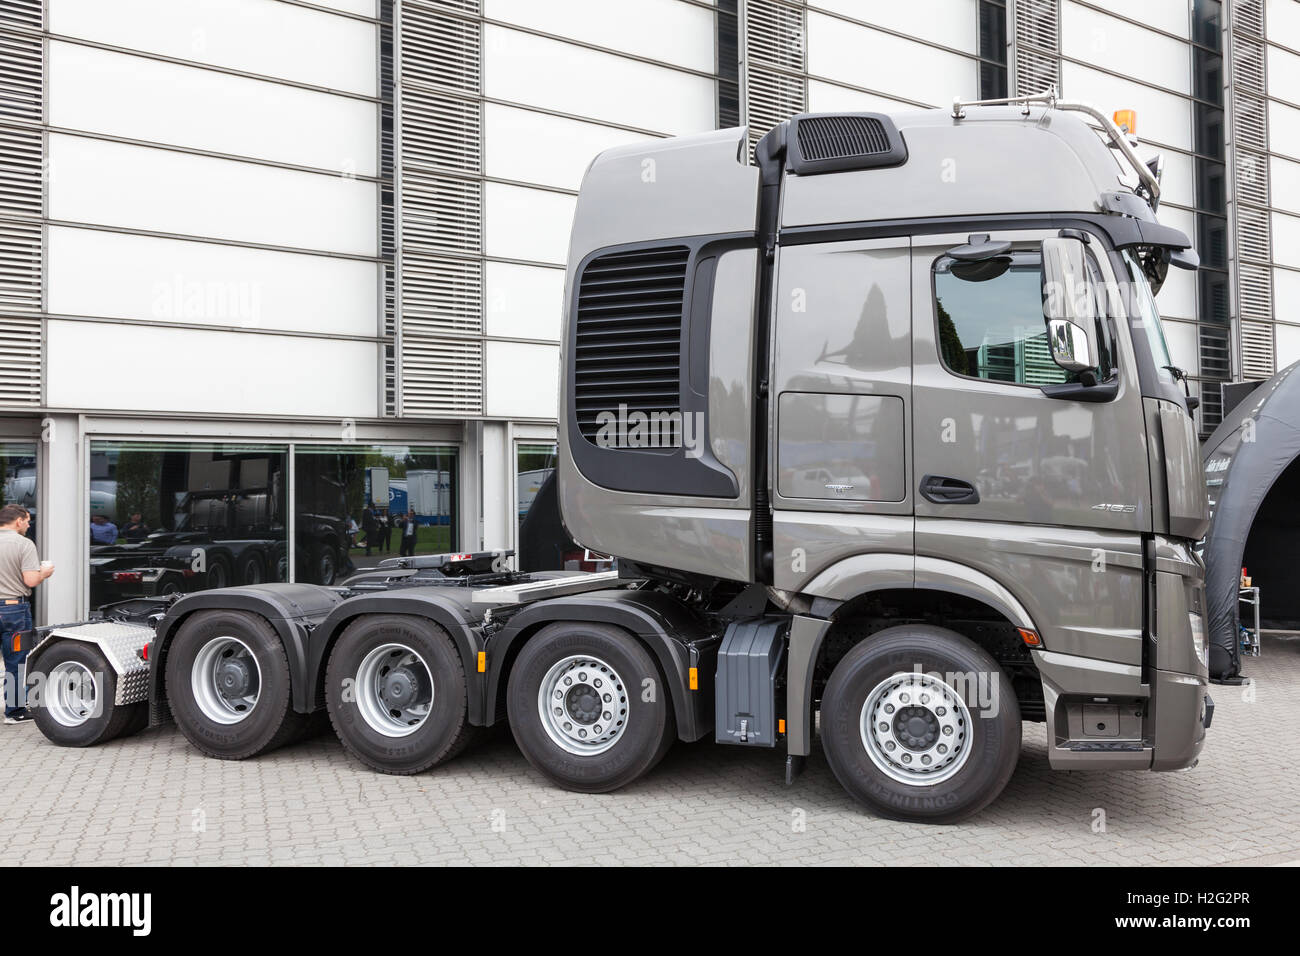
[1233,92,1266,150]
[1238,262,1271,319]
[1232,35,1265,92]
[0,10,42,408]
[1240,320,1274,379]
[1232,0,1264,36]
[1236,205,1270,261]
[398,0,483,415]
[573,247,689,445]
[379,0,395,414]
[743,0,806,156]
[401,1,479,93]
[401,336,482,414]
[1199,380,1223,435]
[401,257,480,335]
[796,115,889,160]
[1235,149,1268,206]
[1199,325,1231,379]
[400,86,480,173]
[1013,0,1059,96]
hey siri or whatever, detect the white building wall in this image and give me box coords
[1267,0,1300,369]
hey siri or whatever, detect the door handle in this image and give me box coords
[919,474,980,505]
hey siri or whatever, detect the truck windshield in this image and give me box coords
[1121,250,1176,386]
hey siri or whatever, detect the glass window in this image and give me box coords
[934,251,1112,387]
[294,444,458,584]
[1121,250,1177,386]
[1,442,39,620]
[515,443,609,572]
[88,442,287,609]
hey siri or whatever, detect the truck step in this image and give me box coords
[1065,740,1145,752]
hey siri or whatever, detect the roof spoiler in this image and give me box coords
[950,86,1162,210]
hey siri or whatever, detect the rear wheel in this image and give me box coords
[507,622,674,793]
[31,641,139,747]
[165,610,305,759]
[325,614,479,774]
[819,625,1020,823]
[237,553,264,586]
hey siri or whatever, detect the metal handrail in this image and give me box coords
[950,86,1161,207]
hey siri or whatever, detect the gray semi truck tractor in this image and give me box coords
[20,89,1212,822]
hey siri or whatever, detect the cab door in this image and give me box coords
[910,227,1150,666]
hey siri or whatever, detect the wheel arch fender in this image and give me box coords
[306,591,486,725]
[150,584,345,722]
[485,589,713,742]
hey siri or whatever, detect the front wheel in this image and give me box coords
[506,622,674,793]
[819,625,1021,823]
[165,609,306,759]
[30,641,141,747]
[325,614,478,774]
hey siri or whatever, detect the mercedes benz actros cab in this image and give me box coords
[21,90,1212,822]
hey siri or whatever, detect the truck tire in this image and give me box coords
[30,640,140,747]
[237,553,264,586]
[164,609,306,759]
[507,622,674,794]
[325,614,478,774]
[205,555,232,591]
[820,625,1021,824]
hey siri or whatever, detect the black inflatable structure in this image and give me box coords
[1202,361,1300,679]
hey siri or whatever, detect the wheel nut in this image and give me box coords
[921,755,931,765]
[921,694,930,705]
[900,693,910,704]
[563,677,572,686]
[579,729,587,738]
[901,754,912,763]
[943,726,953,736]
[555,690,563,699]
[594,726,602,734]
[938,744,948,754]
[879,722,889,732]
[885,741,896,751]
[578,672,587,682]
[603,711,611,720]
[594,679,602,688]
[554,707,562,716]
[884,703,894,714]
[603,693,611,702]
[936,706,946,717]
[563,722,572,731]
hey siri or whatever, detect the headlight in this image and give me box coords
[1188,611,1208,669]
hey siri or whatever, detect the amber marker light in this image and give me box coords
[1018,628,1042,647]
[1113,109,1137,135]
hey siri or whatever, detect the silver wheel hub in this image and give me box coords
[47,661,99,727]
[355,643,433,738]
[860,672,972,786]
[191,637,261,725]
[537,655,628,756]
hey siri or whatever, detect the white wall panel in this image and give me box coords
[1061,62,1192,150]
[485,341,559,418]
[49,0,377,96]
[1154,266,1196,320]
[807,79,914,113]
[1268,44,1300,104]
[484,25,716,134]
[1271,156,1300,213]
[484,104,651,191]
[484,0,716,72]
[48,134,378,256]
[1273,210,1300,268]
[811,0,978,53]
[48,227,379,336]
[1269,0,1300,47]
[1276,268,1300,317]
[49,42,377,175]
[1078,0,1189,38]
[484,182,575,265]
[1062,2,1190,93]
[1162,318,1199,375]
[807,11,977,107]
[313,0,376,15]
[1275,321,1300,371]
[485,261,564,341]
[46,320,378,417]
[1269,100,1300,159]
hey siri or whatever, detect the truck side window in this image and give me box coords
[934,250,1111,386]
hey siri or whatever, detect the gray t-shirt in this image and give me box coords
[0,528,39,598]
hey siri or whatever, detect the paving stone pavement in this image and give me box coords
[4,638,1296,866]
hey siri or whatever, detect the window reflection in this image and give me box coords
[516,443,609,572]
[88,443,288,608]
[294,445,458,584]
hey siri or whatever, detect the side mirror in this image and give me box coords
[1046,318,1095,373]
[1041,237,1099,374]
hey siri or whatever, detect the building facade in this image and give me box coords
[0,0,1291,622]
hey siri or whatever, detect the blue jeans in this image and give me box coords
[0,601,32,716]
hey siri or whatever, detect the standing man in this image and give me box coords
[362,506,377,557]
[379,511,392,553]
[399,510,417,558]
[0,504,53,724]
